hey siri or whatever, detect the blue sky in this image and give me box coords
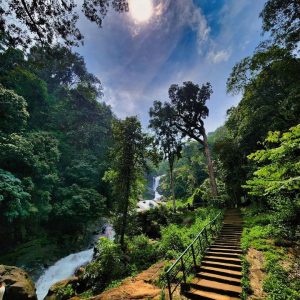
[77,0,266,132]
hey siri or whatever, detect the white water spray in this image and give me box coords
[136,175,163,212]
[35,225,114,300]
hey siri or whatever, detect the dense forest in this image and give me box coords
[0,0,299,299]
[0,45,116,257]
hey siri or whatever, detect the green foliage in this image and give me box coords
[260,0,300,48]
[159,141,208,200]
[83,237,126,292]
[54,184,106,225]
[241,225,273,251]
[158,208,218,259]
[244,125,300,238]
[126,234,159,271]
[241,207,300,299]
[218,1,300,206]
[245,125,300,196]
[263,247,300,300]
[0,169,32,222]
[0,66,49,127]
[104,116,152,245]
[159,224,190,259]
[0,46,114,247]
[56,284,75,299]
[0,86,29,133]
[192,178,229,207]
[81,206,219,295]
[149,100,182,210]
[0,133,35,178]
[241,257,251,300]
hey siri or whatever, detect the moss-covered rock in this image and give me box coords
[0,265,37,300]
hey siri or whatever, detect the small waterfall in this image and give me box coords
[153,175,162,201]
[35,225,114,300]
[137,175,163,212]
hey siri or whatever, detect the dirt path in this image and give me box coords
[90,261,165,300]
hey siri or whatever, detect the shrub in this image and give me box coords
[83,237,126,292]
[127,234,159,271]
[159,224,189,259]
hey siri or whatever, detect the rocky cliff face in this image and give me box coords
[0,265,37,300]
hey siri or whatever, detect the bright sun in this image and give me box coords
[129,0,154,23]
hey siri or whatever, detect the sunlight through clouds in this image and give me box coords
[77,0,265,131]
[129,0,154,23]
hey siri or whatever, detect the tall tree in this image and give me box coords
[149,101,182,211]
[168,81,218,197]
[104,116,150,247]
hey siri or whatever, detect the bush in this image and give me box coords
[83,237,126,292]
[127,234,159,271]
[241,225,273,250]
[268,196,300,239]
[241,207,300,299]
[159,224,189,259]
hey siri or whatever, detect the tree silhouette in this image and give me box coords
[0,0,128,48]
[168,81,218,197]
[105,116,150,247]
[149,100,182,211]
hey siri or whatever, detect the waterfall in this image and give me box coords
[136,175,163,212]
[35,225,114,300]
[153,175,162,201]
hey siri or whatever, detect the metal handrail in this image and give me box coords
[163,211,223,300]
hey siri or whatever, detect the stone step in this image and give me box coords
[206,251,242,258]
[197,266,242,279]
[218,236,242,238]
[209,247,243,254]
[185,289,240,300]
[189,279,242,297]
[211,244,241,249]
[202,260,242,271]
[204,256,241,265]
[215,238,241,241]
[213,241,241,246]
[183,209,243,300]
[196,272,241,286]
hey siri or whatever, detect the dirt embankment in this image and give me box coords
[246,248,267,300]
[91,262,164,300]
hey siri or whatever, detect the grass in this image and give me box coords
[241,206,300,300]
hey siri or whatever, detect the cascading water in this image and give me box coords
[36,177,162,299]
[35,225,114,300]
[153,175,163,201]
[136,175,163,212]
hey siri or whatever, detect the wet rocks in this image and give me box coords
[0,265,37,300]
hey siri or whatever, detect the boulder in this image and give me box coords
[0,265,37,300]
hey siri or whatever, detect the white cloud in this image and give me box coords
[176,0,210,53]
[207,49,231,63]
[76,0,265,131]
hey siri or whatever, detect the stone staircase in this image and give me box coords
[185,209,243,300]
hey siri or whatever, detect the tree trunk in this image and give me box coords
[203,131,218,197]
[169,161,176,212]
[120,178,130,248]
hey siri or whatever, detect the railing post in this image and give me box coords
[166,272,172,300]
[212,219,216,235]
[191,244,197,270]
[180,256,187,285]
[198,234,203,254]
[204,227,208,246]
